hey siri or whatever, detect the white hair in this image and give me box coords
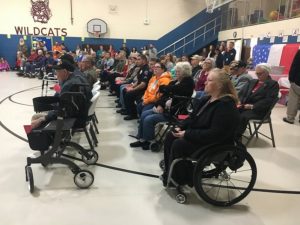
[256,63,271,74]
[175,62,192,77]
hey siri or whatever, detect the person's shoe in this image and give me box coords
[283,117,294,124]
[124,115,138,120]
[114,99,120,103]
[120,111,129,115]
[130,141,143,147]
[142,142,150,150]
[108,93,116,96]
[116,109,124,113]
[116,103,122,108]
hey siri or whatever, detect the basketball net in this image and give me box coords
[206,0,216,13]
[93,31,101,38]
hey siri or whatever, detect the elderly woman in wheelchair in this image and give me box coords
[161,68,257,206]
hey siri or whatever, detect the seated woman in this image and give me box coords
[235,63,279,138]
[136,62,172,116]
[0,58,10,71]
[161,68,240,186]
[130,62,194,150]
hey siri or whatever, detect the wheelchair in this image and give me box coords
[25,92,99,193]
[149,96,196,152]
[164,141,257,206]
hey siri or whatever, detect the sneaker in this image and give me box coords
[124,115,138,120]
[130,141,143,147]
[283,117,294,124]
[116,109,125,114]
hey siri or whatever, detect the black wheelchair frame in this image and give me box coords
[164,141,257,206]
[149,95,196,152]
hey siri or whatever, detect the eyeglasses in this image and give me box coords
[154,66,161,68]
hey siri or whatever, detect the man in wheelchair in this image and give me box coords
[161,68,240,187]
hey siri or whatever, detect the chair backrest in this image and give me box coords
[93,80,100,87]
[88,91,100,116]
[262,97,279,120]
[92,85,100,95]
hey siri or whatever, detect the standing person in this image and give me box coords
[223,41,236,73]
[17,38,28,57]
[214,48,224,69]
[120,43,130,58]
[207,45,216,58]
[96,45,104,60]
[148,44,158,59]
[283,50,300,124]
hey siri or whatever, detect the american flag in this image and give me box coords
[252,45,271,67]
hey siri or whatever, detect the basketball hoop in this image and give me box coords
[206,0,216,13]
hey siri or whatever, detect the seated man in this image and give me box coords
[25,49,46,77]
[229,60,252,98]
[235,63,279,138]
[31,54,92,129]
[161,68,240,186]
[122,54,152,120]
[80,55,98,88]
[44,51,56,77]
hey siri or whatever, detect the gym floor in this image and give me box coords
[0,72,299,225]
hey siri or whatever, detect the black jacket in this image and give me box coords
[289,50,300,86]
[239,78,279,117]
[180,96,240,146]
[156,76,194,115]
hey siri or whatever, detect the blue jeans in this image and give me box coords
[136,102,155,117]
[119,84,127,109]
[138,109,168,141]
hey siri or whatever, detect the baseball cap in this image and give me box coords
[52,61,75,72]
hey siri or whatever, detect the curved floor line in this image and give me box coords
[9,96,33,107]
[0,121,28,143]
[0,86,39,143]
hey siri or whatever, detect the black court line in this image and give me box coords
[2,86,300,195]
[62,154,300,195]
[62,154,159,178]
[9,96,33,107]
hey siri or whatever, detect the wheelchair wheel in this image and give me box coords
[175,193,187,204]
[194,150,257,207]
[159,160,165,171]
[150,142,160,152]
[74,170,94,189]
[26,166,35,193]
[81,150,99,165]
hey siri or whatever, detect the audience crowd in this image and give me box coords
[10,38,283,187]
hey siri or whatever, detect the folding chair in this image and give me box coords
[245,98,279,147]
